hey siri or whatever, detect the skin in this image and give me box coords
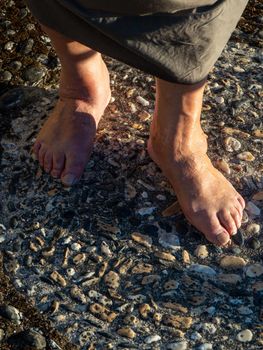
[33,26,245,246]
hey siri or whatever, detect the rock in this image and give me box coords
[194,245,208,259]
[123,314,139,325]
[117,327,136,339]
[162,201,181,217]
[232,230,244,247]
[162,315,193,330]
[71,242,82,251]
[154,251,176,262]
[141,274,161,285]
[196,343,213,350]
[215,159,231,174]
[8,329,46,349]
[245,264,263,277]
[236,329,253,342]
[237,151,255,161]
[219,256,246,270]
[241,210,249,223]
[158,231,180,250]
[89,303,117,323]
[50,271,67,287]
[131,262,153,274]
[246,202,261,217]
[104,271,120,289]
[162,302,187,314]
[139,303,151,318]
[0,71,12,82]
[137,207,156,216]
[202,323,217,334]
[253,129,263,138]
[217,273,242,284]
[23,65,46,83]
[222,127,250,139]
[136,95,150,106]
[182,250,191,264]
[70,286,87,303]
[248,237,261,249]
[238,306,253,315]
[0,305,21,324]
[224,137,241,152]
[215,96,224,104]
[188,264,217,276]
[166,341,188,350]
[131,232,152,248]
[145,334,161,344]
[252,281,263,292]
[0,328,5,341]
[252,191,263,201]
[247,223,260,234]
[100,241,112,256]
[163,280,179,291]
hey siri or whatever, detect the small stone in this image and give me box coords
[73,253,86,265]
[247,223,260,235]
[141,274,161,285]
[0,71,12,82]
[50,271,67,287]
[123,314,139,325]
[217,273,242,284]
[0,328,5,341]
[215,96,224,104]
[117,327,136,339]
[139,303,151,318]
[238,306,253,315]
[162,201,181,217]
[162,302,187,314]
[23,65,46,83]
[242,210,249,223]
[136,95,150,106]
[104,271,120,289]
[215,159,231,174]
[253,130,263,138]
[70,286,87,303]
[138,111,151,121]
[252,281,263,292]
[182,250,191,264]
[137,207,156,216]
[194,245,208,259]
[248,237,261,249]
[219,256,246,270]
[0,305,21,324]
[162,315,193,330]
[245,263,263,277]
[158,231,180,250]
[154,251,176,262]
[222,127,250,139]
[196,343,213,350]
[163,280,179,291]
[252,191,263,201]
[100,241,112,256]
[237,151,255,161]
[202,323,217,334]
[8,329,46,349]
[131,232,152,248]
[145,334,161,344]
[236,329,253,342]
[224,137,241,152]
[189,264,217,276]
[71,242,81,251]
[166,341,188,350]
[131,262,153,274]
[246,202,261,217]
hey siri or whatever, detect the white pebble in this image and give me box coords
[194,245,209,259]
[144,334,161,344]
[236,329,253,342]
[136,95,150,106]
[197,344,213,350]
[166,341,188,350]
[189,264,217,276]
[245,263,263,277]
[215,96,224,104]
[71,242,82,251]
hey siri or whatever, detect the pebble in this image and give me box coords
[246,201,261,217]
[215,96,224,104]
[202,323,217,334]
[23,65,46,83]
[182,250,191,264]
[217,273,242,284]
[162,315,193,330]
[70,286,87,303]
[237,306,253,315]
[252,191,263,201]
[162,201,181,217]
[245,263,263,277]
[215,159,231,174]
[9,329,46,349]
[246,223,260,234]
[0,328,5,341]
[194,245,208,259]
[219,256,246,270]
[236,329,253,342]
[237,151,255,161]
[136,96,150,107]
[117,327,136,339]
[158,231,180,250]
[50,271,67,287]
[71,242,81,251]
[131,232,152,248]
[166,341,188,350]
[139,303,151,318]
[144,334,161,344]
[104,271,120,289]
[137,207,156,216]
[0,70,12,82]
[0,305,21,324]
[196,343,213,350]
[189,264,217,276]
[154,251,176,262]
[224,137,241,152]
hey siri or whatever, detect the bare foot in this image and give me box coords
[33,35,110,186]
[148,78,245,246]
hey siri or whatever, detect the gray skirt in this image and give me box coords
[26,0,248,84]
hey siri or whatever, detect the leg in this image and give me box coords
[33,25,111,185]
[148,78,246,246]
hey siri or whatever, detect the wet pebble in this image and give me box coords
[236,329,253,342]
[0,305,21,324]
[215,159,231,174]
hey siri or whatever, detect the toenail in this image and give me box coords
[61,174,78,186]
[232,230,237,235]
[216,232,229,245]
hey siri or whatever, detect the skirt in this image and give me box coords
[26,0,248,84]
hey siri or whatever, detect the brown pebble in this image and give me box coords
[117,327,136,339]
[139,303,151,318]
[132,263,153,274]
[154,251,176,262]
[182,250,191,264]
[104,271,120,289]
[162,201,181,217]
[220,256,246,270]
[162,302,188,314]
[131,232,152,248]
[50,271,67,287]
[141,274,161,285]
[162,315,193,330]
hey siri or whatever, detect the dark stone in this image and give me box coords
[0,305,21,323]
[8,329,46,349]
[232,230,244,246]
[23,65,46,83]
[247,237,261,249]
[141,224,158,236]
[0,87,25,110]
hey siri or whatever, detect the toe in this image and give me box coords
[44,151,53,173]
[237,195,245,210]
[231,207,242,231]
[203,214,230,246]
[61,154,86,186]
[38,145,46,168]
[33,141,41,159]
[218,209,237,235]
[51,152,65,179]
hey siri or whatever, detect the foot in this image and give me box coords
[33,56,110,186]
[148,78,245,246]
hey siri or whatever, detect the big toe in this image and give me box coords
[61,154,86,186]
[198,214,230,246]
